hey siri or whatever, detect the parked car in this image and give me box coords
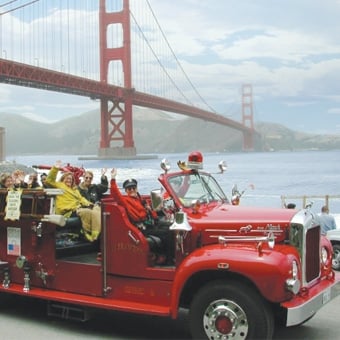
[327,215,340,270]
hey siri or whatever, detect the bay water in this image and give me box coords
[6,149,340,214]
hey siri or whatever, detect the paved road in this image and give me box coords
[0,294,339,339]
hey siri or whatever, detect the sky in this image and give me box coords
[1,0,340,134]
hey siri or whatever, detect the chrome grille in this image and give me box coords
[305,225,320,282]
[289,210,320,285]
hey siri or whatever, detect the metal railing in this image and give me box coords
[281,195,340,209]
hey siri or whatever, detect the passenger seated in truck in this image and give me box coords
[110,168,171,265]
[40,173,49,188]
[0,173,14,189]
[27,172,40,188]
[46,161,101,242]
[78,169,108,204]
[12,169,28,188]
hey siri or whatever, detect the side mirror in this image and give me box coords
[150,189,163,211]
[160,158,171,173]
[232,184,238,196]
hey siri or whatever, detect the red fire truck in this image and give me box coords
[0,151,339,339]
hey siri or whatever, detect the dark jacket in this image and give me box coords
[78,175,108,204]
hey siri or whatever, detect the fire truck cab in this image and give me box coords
[0,151,339,339]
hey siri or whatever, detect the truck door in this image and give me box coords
[102,201,152,276]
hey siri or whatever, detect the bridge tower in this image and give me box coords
[241,84,255,151]
[98,0,136,158]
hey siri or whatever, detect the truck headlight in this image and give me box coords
[286,260,300,294]
[292,260,298,279]
[321,247,330,266]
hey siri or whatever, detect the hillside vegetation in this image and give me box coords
[1,108,340,155]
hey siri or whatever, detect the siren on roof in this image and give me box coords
[187,151,203,170]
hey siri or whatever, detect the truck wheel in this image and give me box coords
[189,280,274,339]
[332,244,340,271]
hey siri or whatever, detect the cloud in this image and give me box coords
[212,29,340,63]
[1,0,340,134]
[0,86,11,104]
[2,104,35,112]
[328,108,340,115]
[20,112,56,123]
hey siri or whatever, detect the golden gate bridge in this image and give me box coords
[0,0,258,159]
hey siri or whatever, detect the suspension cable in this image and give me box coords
[145,0,217,113]
[0,0,39,16]
[130,9,193,106]
[0,0,20,8]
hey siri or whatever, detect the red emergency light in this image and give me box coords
[187,151,203,170]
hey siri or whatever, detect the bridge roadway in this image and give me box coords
[0,293,338,339]
[0,58,253,134]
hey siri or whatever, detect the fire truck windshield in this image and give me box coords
[169,173,228,206]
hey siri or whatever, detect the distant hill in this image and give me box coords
[0,108,340,155]
[256,122,340,151]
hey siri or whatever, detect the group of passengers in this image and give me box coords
[1,163,171,264]
[0,164,109,243]
[0,169,51,189]
[0,170,44,189]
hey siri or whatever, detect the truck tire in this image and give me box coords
[332,244,340,271]
[189,279,274,340]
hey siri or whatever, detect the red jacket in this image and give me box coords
[110,179,157,224]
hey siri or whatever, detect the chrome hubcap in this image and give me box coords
[203,299,248,339]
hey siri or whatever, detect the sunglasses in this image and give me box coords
[85,176,93,180]
[126,186,137,191]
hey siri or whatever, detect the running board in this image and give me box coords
[47,301,92,322]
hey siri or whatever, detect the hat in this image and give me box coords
[123,178,137,189]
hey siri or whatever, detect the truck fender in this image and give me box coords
[169,244,299,316]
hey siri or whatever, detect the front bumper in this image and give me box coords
[281,272,340,327]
